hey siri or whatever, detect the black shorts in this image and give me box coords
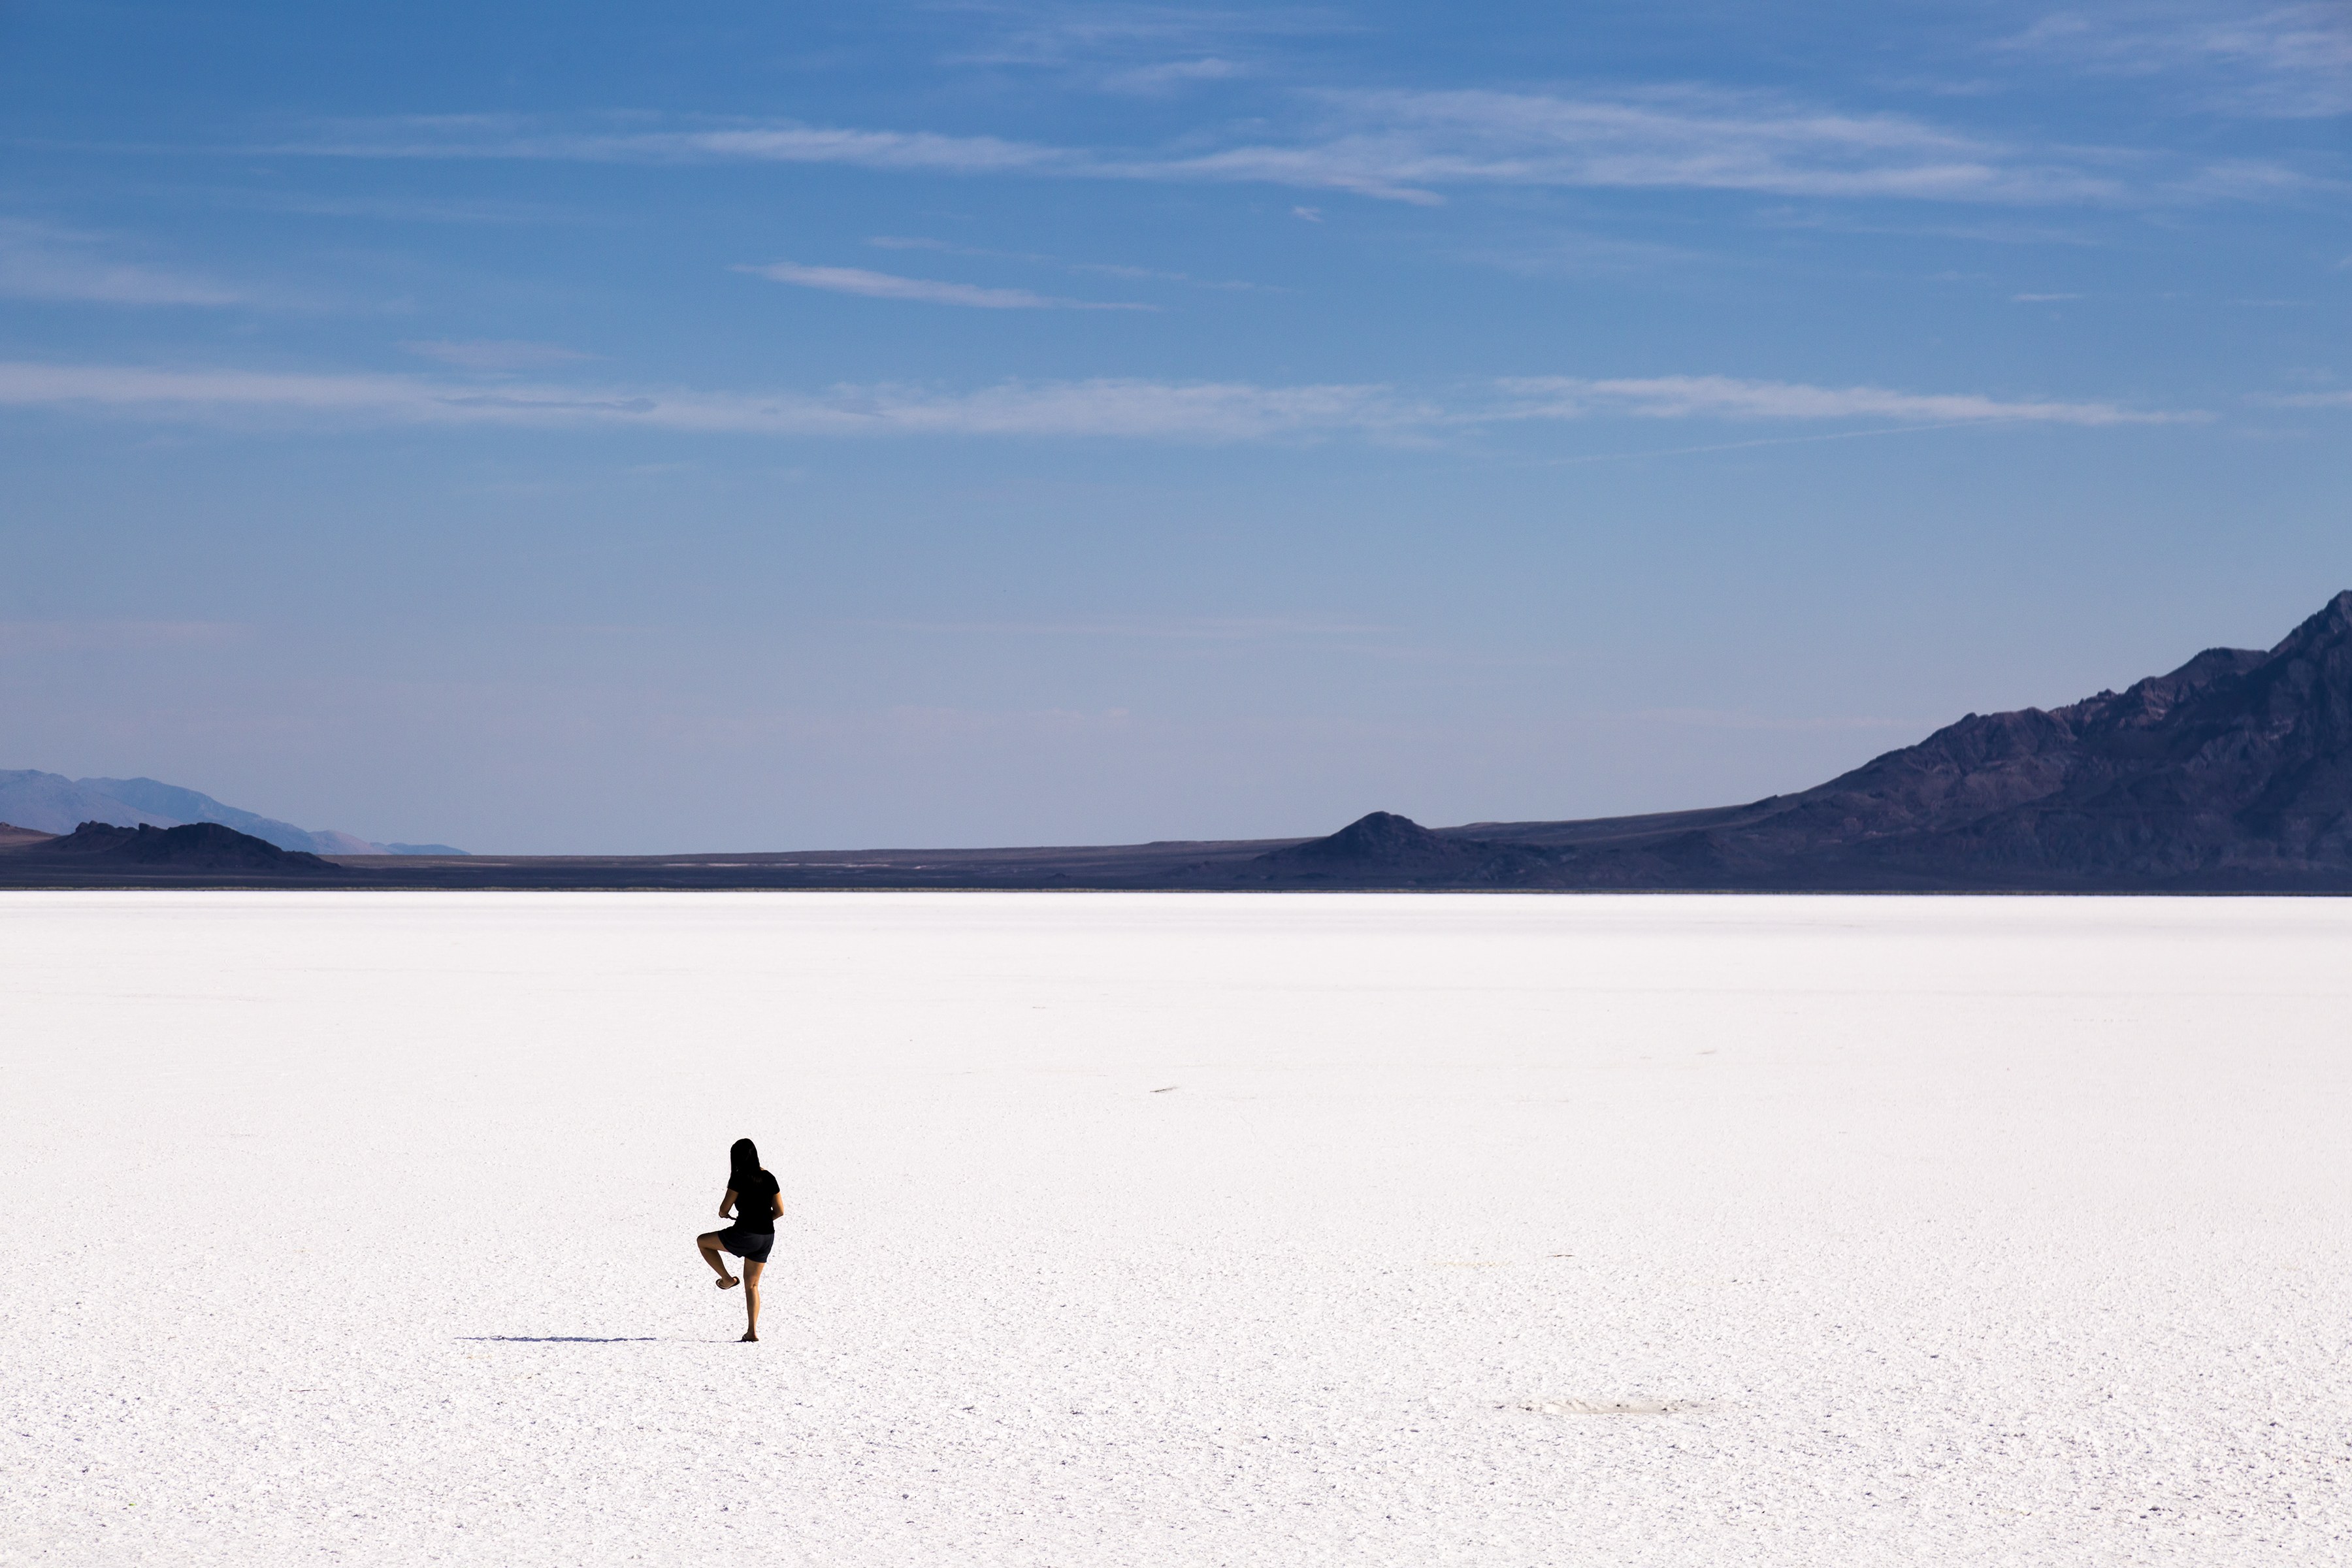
[716,1225,774,1264]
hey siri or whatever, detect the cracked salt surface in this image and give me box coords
[2,890,2347,1566]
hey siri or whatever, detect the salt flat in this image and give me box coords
[3,892,2346,1567]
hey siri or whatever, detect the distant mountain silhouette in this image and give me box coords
[76,776,379,854]
[1256,589,2352,890]
[1247,811,1558,885]
[29,821,336,872]
[0,772,179,833]
[0,771,463,855]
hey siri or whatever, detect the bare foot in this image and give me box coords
[715,1275,739,1290]
[741,1331,759,1342]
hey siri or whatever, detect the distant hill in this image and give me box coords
[27,821,338,872]
[0,772,180,833]
[0,772,464,855]
[1247,811,1556,885]
[75,776,379,853]
[1247,588,2352,890]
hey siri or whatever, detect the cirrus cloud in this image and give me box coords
[1120,87,2125,204]
[0,360,2204,442]
[2004,6,2352,119]
[0,360,1422,441]
[0,219,246,306]
[738,261,1154,310]
[1494,374,2202,427]
[280,84,2162,208]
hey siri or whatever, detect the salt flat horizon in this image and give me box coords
[5,891,2345,1565]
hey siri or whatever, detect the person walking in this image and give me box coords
[696,1137,781,1341]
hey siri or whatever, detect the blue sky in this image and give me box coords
[1,1,2345,852]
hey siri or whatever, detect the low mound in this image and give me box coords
[1246,811,1559,887]
[33,821,336,871]
[1277,811,1464,866]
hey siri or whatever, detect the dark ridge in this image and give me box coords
[1278,811,1459,865]
[1241,811,1562,887]
[30,821,338,872]
[1235,591,2352,890]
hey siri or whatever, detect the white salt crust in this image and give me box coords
[1,890,2346,1566]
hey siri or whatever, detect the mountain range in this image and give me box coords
[3,591,2347,890]
[1231,587,2352,890]
[0,772,464,856]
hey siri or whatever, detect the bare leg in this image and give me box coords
[741,1258,764,1341]
[697,1232,738,1288]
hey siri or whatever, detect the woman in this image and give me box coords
[697,1137,782,1342]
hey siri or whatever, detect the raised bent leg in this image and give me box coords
[697,1232,739,1287]
[741,1258,764,1341]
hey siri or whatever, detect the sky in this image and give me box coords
[1,1,2345,853]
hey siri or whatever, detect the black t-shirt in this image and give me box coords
[730,1169,779,1232]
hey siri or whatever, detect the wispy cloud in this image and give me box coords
[1752,207,2106,246]
[0,360,2204,440]
[1099,56,1252,94]
[1133,87,2125,204]
[295,116,1071,175]
[0,361,1424,440]
[2168,157,2340,201]
[280,85,2146,207]
[0,220,244,306]
[940,2,1336,88]
[738,260,1154,310]
[865,235,1273,291]
[1492,375,2203,427]
[2004,5,2352,118]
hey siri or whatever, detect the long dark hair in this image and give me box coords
[729,1137,761,1189]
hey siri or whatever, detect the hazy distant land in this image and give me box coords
[0,772,465,857]
[5,590,2348,892]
